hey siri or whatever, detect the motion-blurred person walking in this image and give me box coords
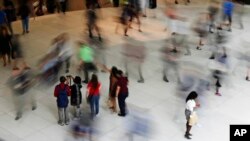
[160,42,181,83]
[17,1,31,34]
[87,74,101,118]
[209,26,228,59]
[3,0,16,35]
[115,3,130,36]
[49,33,73,73]
[184,91,199,139]
[66,112,94,141]
[11,34,30,70]
[54,76,71,126]
[86,4,102,40]
[192,13,209,50]
[78,42,97,84]
[116,70,129,117]
[0,26,12,66]
[7,67,37,120]
[165,3,188,53]
[207,0,219,33]
[209,52,230,96]
[234,0,244,29]
[221,0,234,31]
[123,37,145,83]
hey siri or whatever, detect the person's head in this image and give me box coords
[186,91,198,102]
[117,70,123,77]
[74,76,81,85]
[90,74,98,88]
[111,66,118,76]
[60,76,66,83]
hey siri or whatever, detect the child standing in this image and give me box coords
[54,76,71,125]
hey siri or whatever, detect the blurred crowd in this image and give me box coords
[0,0,250,141]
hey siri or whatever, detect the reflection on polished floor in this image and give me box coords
[0,4,250,141]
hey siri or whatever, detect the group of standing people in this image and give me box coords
[53,65,129,126]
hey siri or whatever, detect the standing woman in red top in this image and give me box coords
[87,74,101,118]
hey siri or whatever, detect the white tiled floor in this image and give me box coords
[0,3,250,141]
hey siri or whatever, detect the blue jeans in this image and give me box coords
[118,93,128,116]
[22,17,29,32]
[90,95,100,117]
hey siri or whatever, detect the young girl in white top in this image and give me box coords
[185,91,199,139]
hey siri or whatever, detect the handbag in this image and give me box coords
[87,94,93,104]
[189,112,198,126]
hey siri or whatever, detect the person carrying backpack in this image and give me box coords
[54,76,71,126]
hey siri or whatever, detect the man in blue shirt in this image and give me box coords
[222,0,234,31]
[0,7,7,26]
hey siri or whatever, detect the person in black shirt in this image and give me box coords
[3,0,16,34]
[17,2,31,34]
[69,76,82,119]
[0,26,11,66]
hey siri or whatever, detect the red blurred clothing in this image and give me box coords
[117,76,128,95]
[87,82,101,96]
[54,83,71,97]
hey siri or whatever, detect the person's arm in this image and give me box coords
[86,83,91,97]
[54,85,59,97]
[98,83,102,95]
[195,99,200,108]
[115,86,120,97]
[66,85,71,96]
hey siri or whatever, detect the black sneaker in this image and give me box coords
[163,76,169,82]
[137,79,144,83]
[209,56,215,59]
[196,46,202,50]
[170,49,177,53]
[118,113,126,117]
[58,121,64,126]
[185,134,192,139]
[246,76,249,81]
[15,115,22,120]
[32,106,37,111]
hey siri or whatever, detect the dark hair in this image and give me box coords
[117,70,123,76]
[186,91,198,102]
[111,66,118,78]
[60,76,66,83]
[90,74,98,89]
[74,76,81,84]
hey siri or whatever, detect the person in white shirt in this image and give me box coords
[184,91,199,139]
